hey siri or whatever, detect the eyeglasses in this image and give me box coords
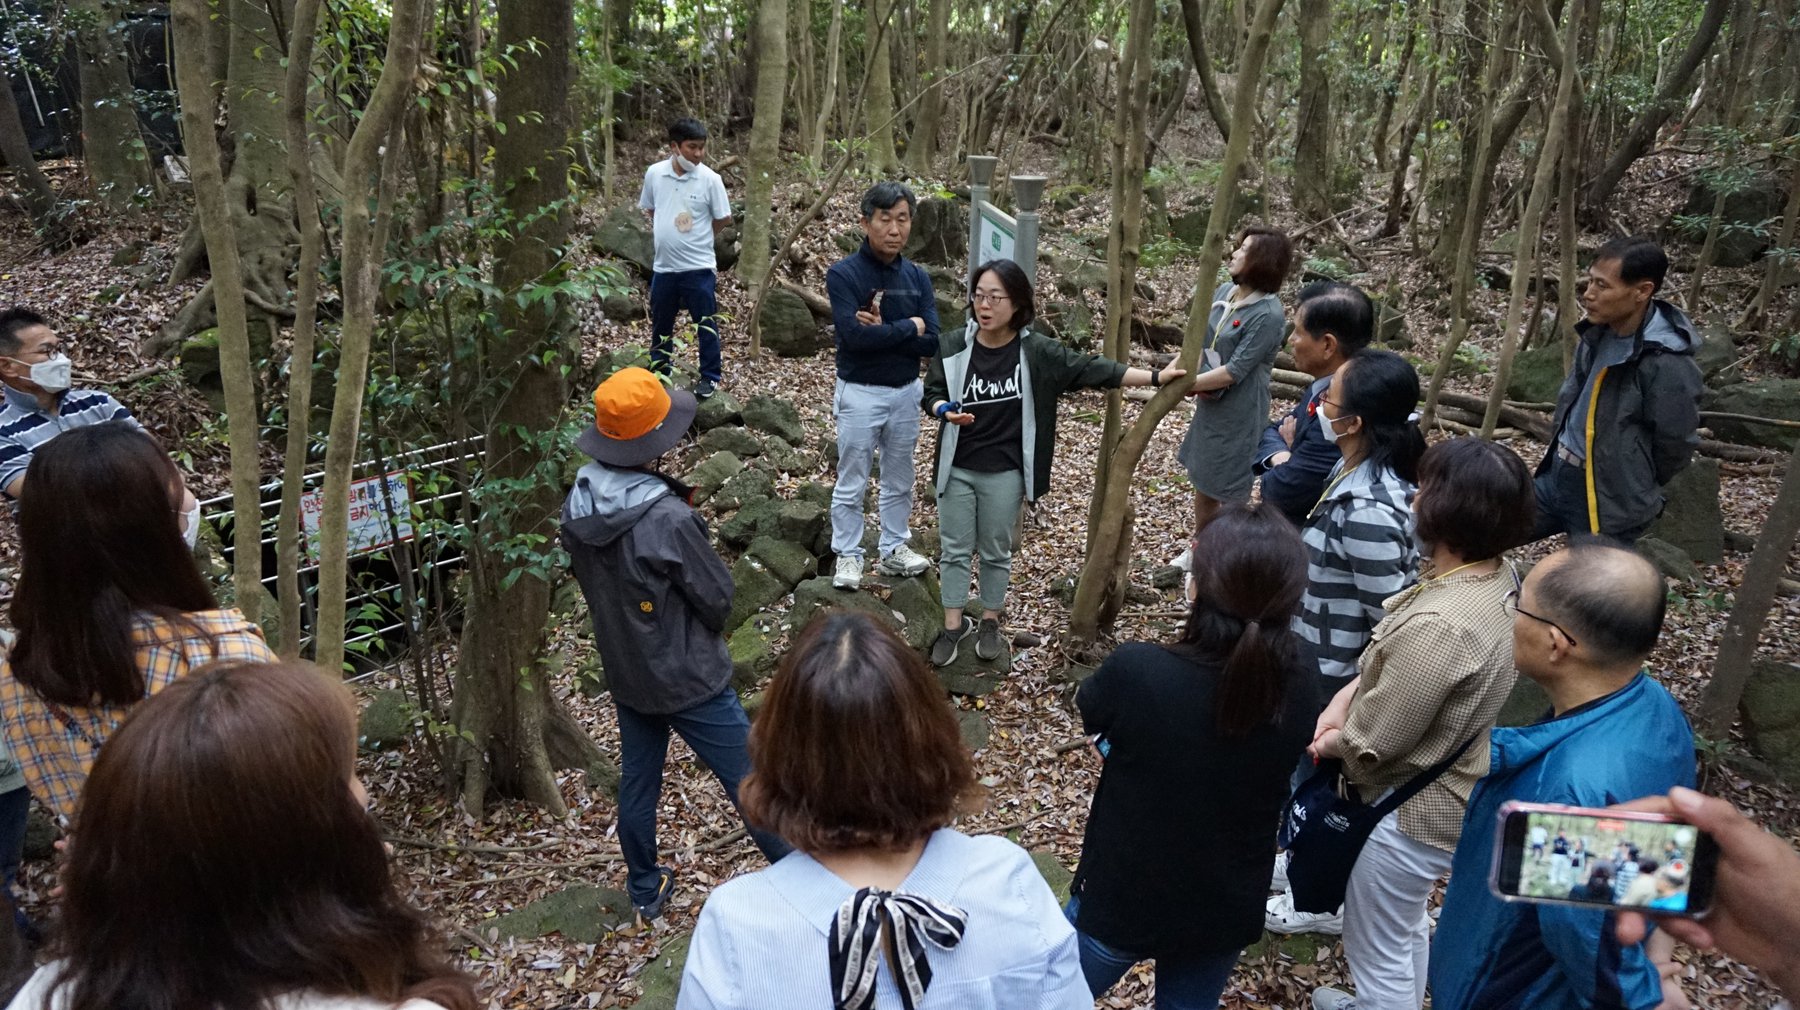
[971,292,1010,306]
[1504,570,1579,647]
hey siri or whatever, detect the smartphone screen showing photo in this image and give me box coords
[1494,804,1717,916]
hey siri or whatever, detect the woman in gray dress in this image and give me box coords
[1177,227,1293,577]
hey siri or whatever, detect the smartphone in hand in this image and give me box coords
[1491,801,1718,918]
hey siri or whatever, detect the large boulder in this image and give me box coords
[1670,172,1785,268]
[902,197,969,267]
[692,388,744,432]
[688,451,744,504]
[488,885,634,942]
[790,571,941,649]
[772,499,828,548]
[937,649,1006,697]
[718,496,782,549]
[1646,457,1723,565]
[727,554,789,633]
[728,622,776,692]
[1744,661,1800,788]
[759,287,830,358]
[594,206,655,275]
[358,689,413,750]
[697,425,765,458]
[743,395,806,446]
[1702,378,1800,450]
[1505,340,1567,405]
[747,535,818,588]
[711,468,776,511]
[1636,537,1700,584]
[1693,324,1743,386]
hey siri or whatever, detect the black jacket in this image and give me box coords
[1071,641,1319,956]
[1539,300,1703,535]
[825,241,942,386]
[1255,373,1340,528]
[560,462,734,715]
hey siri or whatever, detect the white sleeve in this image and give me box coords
[6,964,64,1010]
[638,170,656,211]
[711,175,731,220]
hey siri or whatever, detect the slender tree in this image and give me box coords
[863,0,900,172]
[739,0,789,303]
[447,0,615,816]
[1701,436,1800,735]
[0,67,57,231]
[68,0,152,208]
[906,0,950,172]
[1293,0,1333,219]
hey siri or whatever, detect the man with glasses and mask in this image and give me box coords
[1430,542,1694,1010]
[0,308,197,535]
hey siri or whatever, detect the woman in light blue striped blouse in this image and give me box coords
[677,612,1089,1010]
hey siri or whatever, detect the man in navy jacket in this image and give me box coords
[822,182,941,590]
[1255,282,1374,527]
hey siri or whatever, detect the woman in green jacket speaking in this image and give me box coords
[922,258,1186,667]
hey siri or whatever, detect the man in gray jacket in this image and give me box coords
[560,367,789,920]
[1534,237,1703,543]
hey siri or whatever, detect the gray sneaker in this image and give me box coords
[833,554,863,590]
[876,544,931,577]
[974,617,1006,662]
[930,617,974,667]
[1312,988,1359,1010]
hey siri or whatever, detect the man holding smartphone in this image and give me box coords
[822,182,940,590]
[1430,543,1695,1010]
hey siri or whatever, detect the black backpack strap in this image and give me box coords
[1368,732,1482,820]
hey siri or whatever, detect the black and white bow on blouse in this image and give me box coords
[828,887,968,1010]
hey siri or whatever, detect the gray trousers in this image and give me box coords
[831,378,922,559]
[936,466,1025,612]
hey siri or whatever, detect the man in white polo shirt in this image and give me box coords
[639,118,733,400]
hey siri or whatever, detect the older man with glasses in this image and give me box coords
[1430,541,1696,1010]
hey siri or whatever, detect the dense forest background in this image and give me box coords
[4,0,1800,1004]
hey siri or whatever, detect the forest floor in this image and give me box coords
[2,136,1797,1008]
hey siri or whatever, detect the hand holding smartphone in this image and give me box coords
[1491,801,1718,918]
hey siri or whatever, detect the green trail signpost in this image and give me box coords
[966,155,1046,284]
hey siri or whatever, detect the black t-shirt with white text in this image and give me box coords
[952,337,1024,473]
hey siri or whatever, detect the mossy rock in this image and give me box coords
[956,706,991,751]
[688,451,745,504]
[743,395,806,446]
[692,389,745,432]
[1743,661,1800,789]
[1504,341,1566,404]
[1030,851,1074,904]
[697,425,765,458]
[728,622,777,692]
[634,932,694,1010]
[771,500,828,549]
[789,572,942,649]
[796,481,835,508]
[712,468,776,512]
[358,689,413,751]
[488,885,635,943]
[717,496,781,550]
[727,555,790,633]
[747,535,818,589]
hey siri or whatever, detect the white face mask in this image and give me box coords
[181,501,201,550]
[1321,410,1354,444]
[18,353,71,393]
[674,153,699,173]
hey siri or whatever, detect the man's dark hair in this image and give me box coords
[1295,282,1375,355]
[1233,227,1294,294]
[1593,236,1668,294]
[1414,438,1536,561]
[860,181,916,219]
[1533,541,1666,666]
[969,259,1035,333]
[0,307,48,357]
[668,118,708,144]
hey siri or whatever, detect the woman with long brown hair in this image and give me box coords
[0,421,273,824]
[1066,502,1319,1008]
[6,660,478,1010]
[678,611,1088,1009]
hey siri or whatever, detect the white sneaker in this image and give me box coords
[1264,889,1344,935]
[1270,850,1291,891]
[833,554,863,590]
[1312,987,1359,1010]
[876,544,931,577]
[1168,546,1192,571]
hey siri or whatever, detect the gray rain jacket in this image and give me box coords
[1539,299,1704,535]
[560,462,734,715]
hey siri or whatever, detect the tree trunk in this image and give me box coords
[171,0,266,625]
[274,0,327,658]
[905,0,949,172]
[69,0,153,208]
[810,0,845,165]
[1081,0,1157,623]
[0,69,58,231]
[447,0,615,817]
[1378,9,1436,240]
[738,0,788,305]
[1700,436,1800,735]
[312,0,435,674]
[1483,0,1580,438]
[863,0,900,172]
[1293,0,1333,219]
[1686,0,1755,316]
[1176,0,1233,142]
[1069,0,1289,648]
[1371,15,1416,171]
[1581,0,1730,219]
[157,0,304,353]
[1743,161,1800,329]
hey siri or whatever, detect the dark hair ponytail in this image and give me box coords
[1173,504,1308,738]
[1340,348,1426,485]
